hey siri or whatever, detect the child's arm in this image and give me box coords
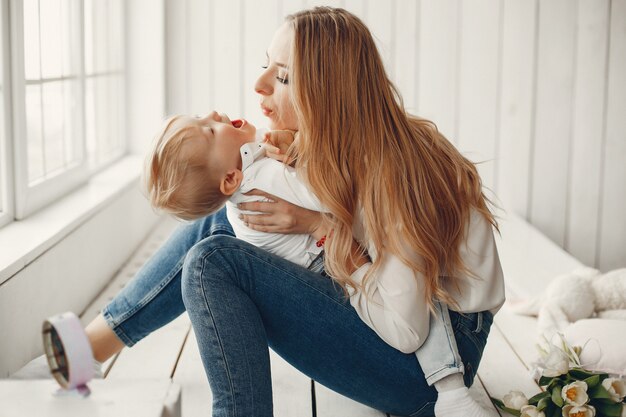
[263,130,297,165]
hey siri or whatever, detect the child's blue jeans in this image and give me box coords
[102,207,492,417]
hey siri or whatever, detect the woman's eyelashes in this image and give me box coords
[260,64,289,85]
[276,70,289,84]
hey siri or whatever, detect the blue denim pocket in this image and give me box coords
[455,311,492,350]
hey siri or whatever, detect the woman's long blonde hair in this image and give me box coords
[287,7,497,309]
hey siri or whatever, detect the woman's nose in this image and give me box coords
[254,71,273,96]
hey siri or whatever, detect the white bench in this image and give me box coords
[478,212,584,416]
[5,211,584,416]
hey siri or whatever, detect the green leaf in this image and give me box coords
[569,368,595,379]
[589,384,613,400]
[491,398,505,408]
[546,378,562,392]
[490,397,522,417]
[594,402,623,417]
[537,396,550,411]
[551,385,564,407]
[528,391,550,405]
[539,375,555,386]
[584,374,601,389]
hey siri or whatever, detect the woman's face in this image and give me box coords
[255,22,298,131]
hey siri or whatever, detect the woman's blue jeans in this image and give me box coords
[102,208,492,417]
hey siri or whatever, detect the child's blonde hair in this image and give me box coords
[143,115,228,221]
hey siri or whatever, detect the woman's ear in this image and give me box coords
[220,170,244,196]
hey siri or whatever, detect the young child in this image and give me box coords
[145,110,324,268]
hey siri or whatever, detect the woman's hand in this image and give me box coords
[239,189,323,235]
[263,130,297,164]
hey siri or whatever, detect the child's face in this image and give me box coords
[182,111,257,171]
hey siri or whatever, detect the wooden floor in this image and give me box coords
[75,212,583,417]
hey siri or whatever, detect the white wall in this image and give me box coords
[126,0,166,155]
[164,0,626,271]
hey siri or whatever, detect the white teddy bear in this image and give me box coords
[512,267,626,339]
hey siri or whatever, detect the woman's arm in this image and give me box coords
[347,253,431,354]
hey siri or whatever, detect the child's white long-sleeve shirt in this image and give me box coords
[226,141,325,268]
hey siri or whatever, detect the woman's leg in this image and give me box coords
[87,207,233,361]
[181,235,492,417]
[85,314,126,362]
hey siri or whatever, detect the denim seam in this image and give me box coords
[114,257,185,326]
[425,366,464,386]
[210,226,234,235]
[197,248,238,417]
[423,306,465,383]
[474,312,483,333]
[408,400,435,417]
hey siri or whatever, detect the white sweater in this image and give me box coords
[347,209,505,354]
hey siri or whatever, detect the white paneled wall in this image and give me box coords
[601,0,626,271]
[164,0,626,271]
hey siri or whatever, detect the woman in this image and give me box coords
[85,7,503,417]
[179,7,504,417]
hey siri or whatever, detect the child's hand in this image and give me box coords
[263,130,297,164]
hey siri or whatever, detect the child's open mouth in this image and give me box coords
[231,119,244,128]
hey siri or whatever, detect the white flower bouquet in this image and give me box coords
[492,334,626,417]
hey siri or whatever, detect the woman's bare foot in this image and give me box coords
[85,314,126,362]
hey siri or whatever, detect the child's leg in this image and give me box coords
[416,302,497,417]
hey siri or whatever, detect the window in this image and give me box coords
[0,0,11,228]
[10,0,125,219]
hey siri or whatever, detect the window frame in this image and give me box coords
[0,0,14,228]
[10,0,90,219]
[8,0,127,220]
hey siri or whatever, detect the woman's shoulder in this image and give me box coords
[466,208,497,243]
